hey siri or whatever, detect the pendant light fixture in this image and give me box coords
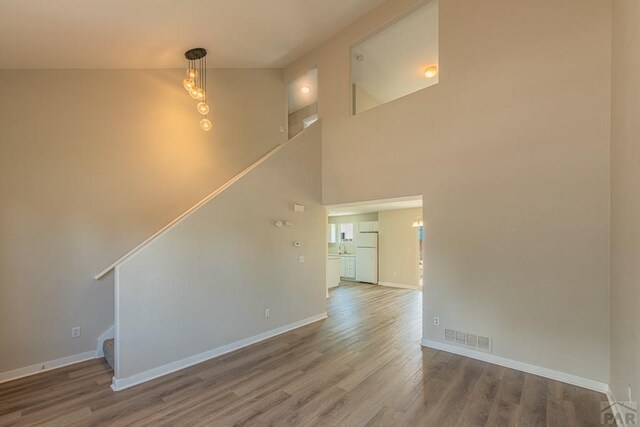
[183,48,211,131]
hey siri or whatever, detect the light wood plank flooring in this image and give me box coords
[0,283,607,426]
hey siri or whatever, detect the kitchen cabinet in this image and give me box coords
[327,257,340,289]
[358,221,379,233]
[327,223,337,244]
[340,255,356,280]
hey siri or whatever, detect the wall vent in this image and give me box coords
[477,336,491,352]
[444,329,455,342]
[442,329,491,353]
[466,334,478,347]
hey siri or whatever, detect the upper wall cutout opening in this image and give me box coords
[351,0,439,115]
[288,68,318,139]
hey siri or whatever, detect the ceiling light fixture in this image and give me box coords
[424,66,438,79]
[301,86,311,94]
[183,48,211,131]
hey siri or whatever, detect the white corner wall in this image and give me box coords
[611,0,640,404]
[286,0,611,383]
[115,123,325,384]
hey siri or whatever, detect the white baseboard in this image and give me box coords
[421,339,609,394]
[378,281,417,290]
[0,350,97,384]
[112,312,328,391]
[96,325,115,357]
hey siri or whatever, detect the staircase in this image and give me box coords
[103,339,115,370]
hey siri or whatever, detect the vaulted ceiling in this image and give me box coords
[0,0,386,69]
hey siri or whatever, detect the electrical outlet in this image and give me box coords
[71,327,81,338]
[265,308,270,318]
[433,317,440,326]
[298,256,305,263]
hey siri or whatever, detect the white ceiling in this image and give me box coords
[288,68,317,113]
[327,196,423,217]
[352,1,438,104]
[0,0,386,69]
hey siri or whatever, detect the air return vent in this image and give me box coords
[443,329,492,353]
[466,334,478,347]
[445,329,455,342]
[477,336,491,351]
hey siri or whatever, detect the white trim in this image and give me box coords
[112,312,328,391]
[378,281,418,290]
[0,351,97,384]
[604,386,630,426]
[113,266,121,379]
[95,123,319,280]
[421,339,609,394]
[96,325,114,357]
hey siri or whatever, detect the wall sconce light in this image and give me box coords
[183,48,211,131]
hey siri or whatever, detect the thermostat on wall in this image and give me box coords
[294,204,305,212]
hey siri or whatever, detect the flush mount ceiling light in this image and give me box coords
[183,48,211,131]
[301,85,311,94]
[424,65,438,79]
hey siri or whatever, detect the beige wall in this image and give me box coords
[286,0,611,382]
[611,0,640,403]
[0,69,286,374]
[378,208,421,288]
[117,123,325,379]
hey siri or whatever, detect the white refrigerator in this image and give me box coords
[356,232,378,284]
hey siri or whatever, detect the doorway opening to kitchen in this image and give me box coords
[326,195,424,293]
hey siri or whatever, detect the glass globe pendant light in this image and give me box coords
[200,118,212,131]
[183,78,194,91]
[183,48,211,131]
[197,102,209,115]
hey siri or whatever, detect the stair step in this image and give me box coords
[103,338,115,370]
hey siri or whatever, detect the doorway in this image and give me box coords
[325,195,423,292]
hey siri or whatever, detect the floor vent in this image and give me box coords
[443,329,491,353]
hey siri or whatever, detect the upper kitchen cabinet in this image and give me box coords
[327,223,337,244]
[358,221,379,233]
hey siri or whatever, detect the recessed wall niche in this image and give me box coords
[351,1,439,115]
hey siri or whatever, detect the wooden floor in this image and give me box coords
[0,283,607,426]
